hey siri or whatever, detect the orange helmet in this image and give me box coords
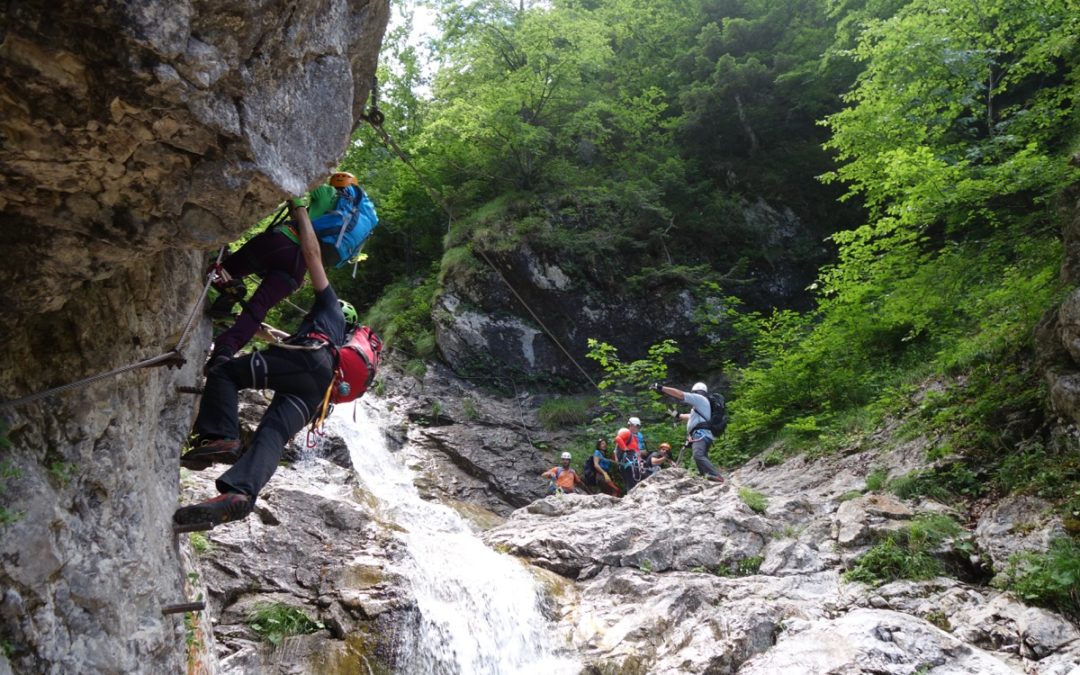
[616,428,631,443]
[659,442,671,451]
[329,171,359,188]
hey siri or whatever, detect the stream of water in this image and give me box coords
[325,402,578,675]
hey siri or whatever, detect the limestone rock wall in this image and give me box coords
[0,2,388,671]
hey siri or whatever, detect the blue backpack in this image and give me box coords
[310,185,379,269]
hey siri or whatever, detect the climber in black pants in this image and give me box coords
[174,199,346,526]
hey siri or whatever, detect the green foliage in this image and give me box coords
[538,396,596,430]
[0,461,22,527]
[865,468,888,492]
[189,532,213,555]
[715,555,765,577]
[362,270,440,359]
[586,338,679,424]
[246,602,323,646]
[738,487,768,514]
[47,461,74,487]
[462,398,479,421]
[760,450,785,467]
[843,514,963,586]
[638,559,653,574]
[998,538,1080,619]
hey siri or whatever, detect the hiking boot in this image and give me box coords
[207,278,246,319]
[180,438,243,471]
[707,474,725,484]
[173,492,252,527]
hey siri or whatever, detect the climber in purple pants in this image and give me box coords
[208,229,307,367]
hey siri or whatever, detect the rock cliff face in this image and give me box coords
[0,2,388,672]
[433,198,816,385]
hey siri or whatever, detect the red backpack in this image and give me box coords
[331,325,383,403]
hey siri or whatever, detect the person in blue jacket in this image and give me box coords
[653,382,724,483]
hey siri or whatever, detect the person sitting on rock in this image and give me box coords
[541,452,586,495]
[174,197,350,527]
[641,442,675,479]
[615,427,643,492]
[653,382,725,483]
[583,437,621,497]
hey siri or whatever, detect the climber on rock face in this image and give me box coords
[174,197,365,528]
[205,172,377,374]
[541,451,586,495]
[653,382,725,483]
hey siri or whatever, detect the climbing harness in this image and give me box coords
[0,248,227,410]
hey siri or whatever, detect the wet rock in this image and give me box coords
[178,456,406,673]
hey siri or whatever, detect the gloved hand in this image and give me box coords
[651,382,665,394]
[668,407,680,421]
[291,195,308,209]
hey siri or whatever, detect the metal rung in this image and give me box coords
[173,521,214,533]
[176,386,204,395]
[162,601,205,615]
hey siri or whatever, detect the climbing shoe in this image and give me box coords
[180,438,243,471]
[173,492,252,527]
[207,278,246,320]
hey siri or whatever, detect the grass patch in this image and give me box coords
[843,514,963,586]
[716,555,765,577]
[738,487,769,514]
[997,538,1080,619]
[538,396,596,430]
[760,450,785,467]
[247,602,323,645]
[865,468,888,492]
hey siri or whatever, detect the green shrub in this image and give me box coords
[362,271,440,359]
[865,468,888,492]
[843,514,962,586]
[843,536,942,586]
[247,602,323,645]
[888,471,952,502]
[738,487,768,514]
[716,555,765,577]
[998,538,1080,619]
[189,532,213,555]
[761,450,785,467]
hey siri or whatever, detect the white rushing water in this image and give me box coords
[326,403,578,675]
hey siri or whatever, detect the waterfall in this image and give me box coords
[325,402,579,675]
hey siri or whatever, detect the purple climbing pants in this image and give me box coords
[213,230,307,356]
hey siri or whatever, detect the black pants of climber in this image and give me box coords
[194,345,334,500]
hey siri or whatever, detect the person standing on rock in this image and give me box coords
[174,198,351,526]
[541,452,586,494]
[615,427,643,492]
[652,382,725,483]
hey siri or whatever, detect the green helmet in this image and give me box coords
[339,300,358,325]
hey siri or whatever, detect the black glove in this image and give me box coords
[651,382,664,394]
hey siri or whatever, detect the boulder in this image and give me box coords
[974,494,1068,574]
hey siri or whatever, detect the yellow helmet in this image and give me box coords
[329,171,359,188]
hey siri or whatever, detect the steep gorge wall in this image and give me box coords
[0,2,388,671]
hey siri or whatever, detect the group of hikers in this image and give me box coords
[541,381,728,497]
[173,172,383,528]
